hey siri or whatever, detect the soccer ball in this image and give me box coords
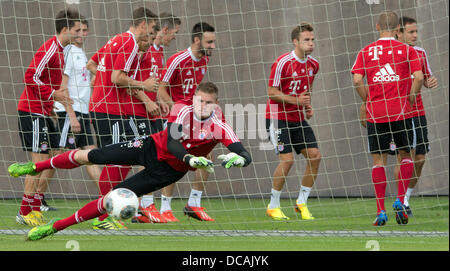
[104,188,139,220]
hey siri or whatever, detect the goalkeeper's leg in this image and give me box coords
[10,138,147,176]
[184,167,215,221]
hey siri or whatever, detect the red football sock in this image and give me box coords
[397,158,413,204]
[98,165,131,196]
[35,150,80,172]
[372,166,387,214]
[19,194,34,216]
[53,197,106,231]
[32,193,44,211]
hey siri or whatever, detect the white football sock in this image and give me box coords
[297,185,312,205]
[187,189,203,207]
[404,188,414,207]
[160,195,172,213]
[140,195,154,208]
[268,188,282,209]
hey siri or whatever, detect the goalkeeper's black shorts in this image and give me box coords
[87,136,186,197]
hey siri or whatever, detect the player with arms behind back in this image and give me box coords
[9,82,252,241]
[265,23,321,221]
[351,12,423,226]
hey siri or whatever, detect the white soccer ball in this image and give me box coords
[104,188,139,220]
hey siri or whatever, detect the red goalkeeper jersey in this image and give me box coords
[17,36,64,116]
[151,99,239,172]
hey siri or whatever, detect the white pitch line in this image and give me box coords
[0,229,448,237]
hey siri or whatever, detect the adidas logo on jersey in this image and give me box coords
[373,63,399,82]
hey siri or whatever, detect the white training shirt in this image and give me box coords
[54,45,91,114]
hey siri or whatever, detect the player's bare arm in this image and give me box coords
[359,102,367,128]
[268,86,310,106]
[86,59,98,75]
[111,69,159,93]
[59,74,81,133]
[409,70,424,105]
[352,73,368,101]
[424,75,438,89]
[134,90,160,116]
[86,59,98,87]
[157,81,174,111]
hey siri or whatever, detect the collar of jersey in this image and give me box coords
[378,37,396,41]
[55,35,64,49]
[126,30,137,42]
[291,51,308,63]
[152,43,162,51]
[188,47,202,62]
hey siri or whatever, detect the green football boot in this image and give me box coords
[26,218,59,241]
[8,161,38,177]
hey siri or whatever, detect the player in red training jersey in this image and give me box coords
[157,22,217,222]
[15,9,84,227]
[85,7,159,229]
[393,16,438,216]
[359,17,439,217]
[9,82,252,241]
[265,23,321,221]
[351,12,423,226]
[129,13,181,224]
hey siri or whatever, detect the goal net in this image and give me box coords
[0,0,448,238]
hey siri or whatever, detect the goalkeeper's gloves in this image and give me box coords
[184,155,214,173]
[217,152,246,169]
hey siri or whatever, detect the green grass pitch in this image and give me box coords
[0,196,448,251]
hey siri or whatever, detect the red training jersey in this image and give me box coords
[161,47,209,102]
[411,46,433,117]
[17,36,65,116]
[128,44,165,119]
[89,31,139,116]
[351,37,422,123]
[265,51,319,123]
[151,99,239,172]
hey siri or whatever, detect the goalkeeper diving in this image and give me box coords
[8,82,252,241]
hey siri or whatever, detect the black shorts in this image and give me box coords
[18,111,60,153]
[128,116,165,137]
[87,137,186,197]
[90,112,135,148]
[412,115,430,155]
[266,119,318,154]
[56,111,95,149]
[367,118,413,154]
[387,115,430,156]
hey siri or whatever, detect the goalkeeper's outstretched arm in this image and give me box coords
[224,142,252,167]
[166,122,189,162]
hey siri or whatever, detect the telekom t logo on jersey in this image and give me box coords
[368,45,383,60]
[183,78,194,94]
